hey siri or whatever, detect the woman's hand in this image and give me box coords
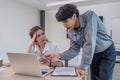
[39,57,50,66]
[31,33,37,43]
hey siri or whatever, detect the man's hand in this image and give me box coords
[40,53,60,63]
[45,53,59,62]
[76,68,87,79]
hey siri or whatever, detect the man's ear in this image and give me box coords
[72,13,77,19]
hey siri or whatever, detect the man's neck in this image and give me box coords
[74,18,80,29]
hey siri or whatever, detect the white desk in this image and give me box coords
[0,65,82,80]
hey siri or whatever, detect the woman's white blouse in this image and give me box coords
[30,41,65,66]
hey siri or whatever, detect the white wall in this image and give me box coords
[0,0,40,62]
[45,2,120,65]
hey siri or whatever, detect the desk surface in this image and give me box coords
[0,66,82,80]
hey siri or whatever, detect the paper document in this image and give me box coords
[52,67,77,76]
[0,67,5,72]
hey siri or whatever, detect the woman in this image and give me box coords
[26,26,64,67]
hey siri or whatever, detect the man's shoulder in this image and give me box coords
[80,10,97,20]
[84,10,95,16]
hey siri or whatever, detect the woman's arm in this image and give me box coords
[26,33,36,53]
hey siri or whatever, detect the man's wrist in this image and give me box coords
[57,54,61,59]
[49,61,54,67]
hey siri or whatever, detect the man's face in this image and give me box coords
[61,14,76,30]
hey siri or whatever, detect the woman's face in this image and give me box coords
[35,29,46,45]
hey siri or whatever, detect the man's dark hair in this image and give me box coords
[56,4,79,22]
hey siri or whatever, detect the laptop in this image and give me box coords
[7,53,53,77]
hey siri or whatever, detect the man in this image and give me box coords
[42,4,116,80]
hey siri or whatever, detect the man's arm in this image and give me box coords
[80,10,98,70]
[40,57,64,67]
[60,39,80,61]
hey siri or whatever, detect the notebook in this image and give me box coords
[7,53,53,77]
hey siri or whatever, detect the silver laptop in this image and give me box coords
[7,53,53,77]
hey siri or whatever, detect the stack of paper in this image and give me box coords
[52,67,77,76]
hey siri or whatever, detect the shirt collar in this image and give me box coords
[34,42,50,54]
[79,15,85,29]
[42,42,50,53]
[73,16,84,32]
